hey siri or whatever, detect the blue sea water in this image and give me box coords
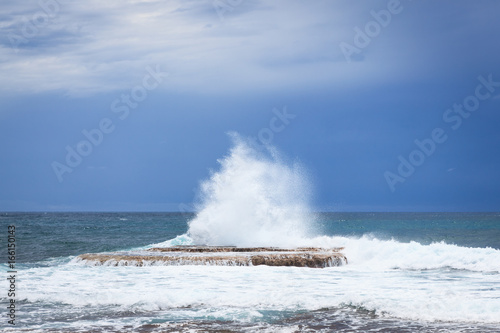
[1,212,500,332]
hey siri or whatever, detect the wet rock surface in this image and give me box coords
[77,246,347,268]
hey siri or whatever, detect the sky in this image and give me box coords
[1,0,499,212]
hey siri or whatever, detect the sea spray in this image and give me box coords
[187,133,315,247]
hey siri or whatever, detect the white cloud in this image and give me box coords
[0,0,360,96]
[1,0,498,97]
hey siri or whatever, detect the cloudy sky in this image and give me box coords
[1,0,499,211]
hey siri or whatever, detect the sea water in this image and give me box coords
[1,212,499,332]
[1,137,499,332]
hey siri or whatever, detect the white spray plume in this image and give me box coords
[187,133,314,247]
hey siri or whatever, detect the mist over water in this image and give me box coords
[187,134,314,247]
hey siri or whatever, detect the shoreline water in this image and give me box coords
[1,212,500,332]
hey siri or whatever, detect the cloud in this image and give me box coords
[0,0,364,96]
[1,0,499,97]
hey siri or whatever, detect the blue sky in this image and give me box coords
[1,0,499,212]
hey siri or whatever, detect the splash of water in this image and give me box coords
[187,133,314,247]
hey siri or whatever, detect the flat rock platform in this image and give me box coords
[77,246,347,268]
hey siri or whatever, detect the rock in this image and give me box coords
[76,246,347,268]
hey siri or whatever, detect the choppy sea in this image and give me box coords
[1,212,499,332]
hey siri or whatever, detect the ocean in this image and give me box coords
[1,211,500,332]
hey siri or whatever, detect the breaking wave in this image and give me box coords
[186,133,314,247]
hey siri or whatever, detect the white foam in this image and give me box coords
[301,235,500,273]
[187,134,314,247]
[13,263,500,324]
[146,234,194,248]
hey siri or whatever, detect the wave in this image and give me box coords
[308,235,500,273]
[148,134,500,273]
[10,135,500,329]
[186,133,314,248]
[20,255,500,325]
[147,233,500,273]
